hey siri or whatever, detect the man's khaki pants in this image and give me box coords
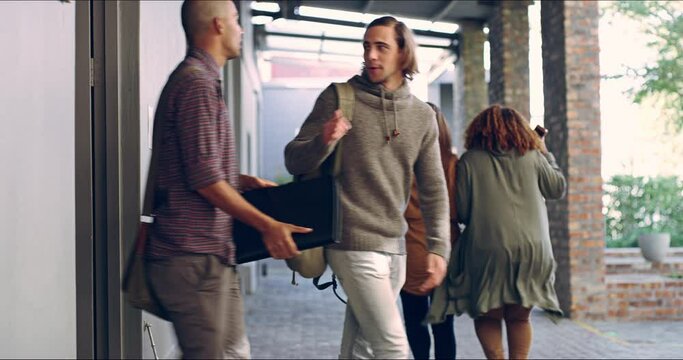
[147,254,250,359]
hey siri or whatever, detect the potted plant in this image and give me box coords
[604,175,682,262]
[638,232,670,263]
[634,177,678,263]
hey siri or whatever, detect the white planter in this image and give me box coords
[638,233,671,263]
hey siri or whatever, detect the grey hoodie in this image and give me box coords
[284,74,450,260]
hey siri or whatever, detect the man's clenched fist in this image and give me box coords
[322,109,352,145]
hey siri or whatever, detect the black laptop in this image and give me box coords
[232,175,341,264]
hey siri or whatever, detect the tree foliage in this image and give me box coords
[607,1,683,131]
[604,175,683,247]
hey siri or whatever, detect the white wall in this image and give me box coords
[232,0,262,179]
[260,86,325,182]
[0,1,76,358]
[233,1,264,295]
[139,1,186,358]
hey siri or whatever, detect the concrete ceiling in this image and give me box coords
[249,0,495,79]
[289,0,496,23]
[250,0,497,41]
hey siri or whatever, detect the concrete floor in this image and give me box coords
[243,259,683,359]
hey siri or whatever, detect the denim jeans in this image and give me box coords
[400,290,456,359]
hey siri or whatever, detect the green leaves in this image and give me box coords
[604,175,683,247]
[607,1,683,131]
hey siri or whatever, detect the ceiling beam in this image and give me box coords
[280,0,294,19]
[431,0,459,22]
[362,0,374,14]
[259,30,455,50]
[251,9,460,40]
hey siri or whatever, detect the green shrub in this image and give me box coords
[603,175,683,248]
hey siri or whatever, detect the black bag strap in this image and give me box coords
[313,274,346,304]
[123,65,205,319]
[289,269,346,304]
[142,65,202,217]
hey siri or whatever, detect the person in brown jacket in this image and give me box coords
[400,103,459,359]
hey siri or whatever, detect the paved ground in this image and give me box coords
[244,259,683,359]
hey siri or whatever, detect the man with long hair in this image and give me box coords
[285,16,450,358]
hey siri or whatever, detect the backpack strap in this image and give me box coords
[313,274,347,304]
[330,82,354,176]
[289,82,354,306]
[308,82,353,305]
[333,82,354,122]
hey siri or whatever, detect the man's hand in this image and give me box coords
[239,174,277,192]
[260,220,312,259]
[322,109,352,145]
[417,253,447,294]
[196,180,311,260]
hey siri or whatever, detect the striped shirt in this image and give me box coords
[146,48,238,265]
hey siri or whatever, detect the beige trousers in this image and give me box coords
[326,249,409,359]
[147,254,250,359]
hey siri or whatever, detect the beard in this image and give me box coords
[362,67,387,84]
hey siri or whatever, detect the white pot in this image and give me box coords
[638,233,671,263]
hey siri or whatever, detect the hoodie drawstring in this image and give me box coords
[393,104,400,139]
[381,88,390,143]
[380,87,400,143]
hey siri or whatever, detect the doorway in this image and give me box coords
[75,1,142,358]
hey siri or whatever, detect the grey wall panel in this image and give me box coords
[139,0,186,197]
[260,87,325,182]
[0,1,77,357]
[139,1,186,358]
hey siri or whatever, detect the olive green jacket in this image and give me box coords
[428,148,566,322]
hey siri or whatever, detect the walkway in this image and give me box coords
[244,259,683,359]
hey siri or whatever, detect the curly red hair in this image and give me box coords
[465,105,541,155]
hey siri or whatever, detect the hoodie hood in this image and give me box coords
[348,73,412,101]
[348,73,413,143]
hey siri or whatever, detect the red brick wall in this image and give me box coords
[541,0,606,320]
[453,20,487,154]
[607,275,683,320]
[488,0,531,120]
[459,21,488,123]
[605,248,683,320]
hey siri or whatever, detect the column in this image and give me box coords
[452,20,487,155]
[488,0,531,120]
[541,0,606,320]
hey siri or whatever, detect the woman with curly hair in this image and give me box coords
[427,104,566,359]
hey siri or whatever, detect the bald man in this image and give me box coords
[145,1,310,358]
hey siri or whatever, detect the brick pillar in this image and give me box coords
[541,0,606,320]
[488,0,531,120]
[453,20,487,155]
